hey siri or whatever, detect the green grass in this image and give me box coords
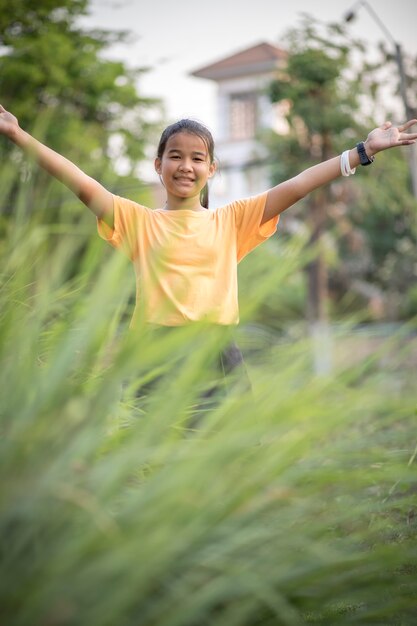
[0,181,416,625]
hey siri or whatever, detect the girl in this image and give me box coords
[1,106,416,375]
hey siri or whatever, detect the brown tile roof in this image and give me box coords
[191,42,287,81]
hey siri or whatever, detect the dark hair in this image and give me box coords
[157,119,215,209]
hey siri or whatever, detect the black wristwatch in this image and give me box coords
[356,142,375,166]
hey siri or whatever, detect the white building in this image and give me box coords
[191,42,288,207]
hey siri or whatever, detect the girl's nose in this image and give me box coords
[178,160,192,171]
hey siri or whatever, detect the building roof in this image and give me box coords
[191,42,287,81]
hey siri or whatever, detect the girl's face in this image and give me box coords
[155,132,216,203]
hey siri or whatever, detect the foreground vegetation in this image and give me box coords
[1,202,416,626]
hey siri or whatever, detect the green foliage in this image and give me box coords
[238,231,311,329]
[270,48,352,139]
[269,16,365,144]
[351,150,417,291]
[266,14,417,322]
[0,0,162,220]
[1,167,417,626]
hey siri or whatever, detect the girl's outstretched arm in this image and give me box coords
[261,119,417,225]
[0,105,114,227]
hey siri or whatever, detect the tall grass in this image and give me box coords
[0,173,416,626]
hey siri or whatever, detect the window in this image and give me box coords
[229,93,257,140]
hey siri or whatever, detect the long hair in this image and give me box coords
[157,119,215,209]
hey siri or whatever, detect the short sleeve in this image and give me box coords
[230,192,279,261]
[97,195,147,260]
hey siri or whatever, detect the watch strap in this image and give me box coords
[356,142,375,166]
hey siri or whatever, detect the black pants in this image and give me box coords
[219,340,246,375]
[130,325,251,405]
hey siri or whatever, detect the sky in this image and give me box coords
[83,0,417,133]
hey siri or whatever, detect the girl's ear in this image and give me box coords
[154,157,161,174]
[208,161,217,178]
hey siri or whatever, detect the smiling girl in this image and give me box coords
[1,106,416,373]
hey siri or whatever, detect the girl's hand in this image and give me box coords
[364,119,417,156]
[0,104,20,139]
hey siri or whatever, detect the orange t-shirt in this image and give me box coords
[97,193,278,326]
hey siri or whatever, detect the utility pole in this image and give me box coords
[345,0,417,198]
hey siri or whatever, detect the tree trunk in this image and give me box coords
[306,188,328,324]
[306,133,333,374]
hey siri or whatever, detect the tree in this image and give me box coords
[267,15,417,323]
[268,17,364,326]
[0,0,162,220]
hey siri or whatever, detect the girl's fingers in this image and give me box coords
[398,119,417,132]
[399,131,417,140]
